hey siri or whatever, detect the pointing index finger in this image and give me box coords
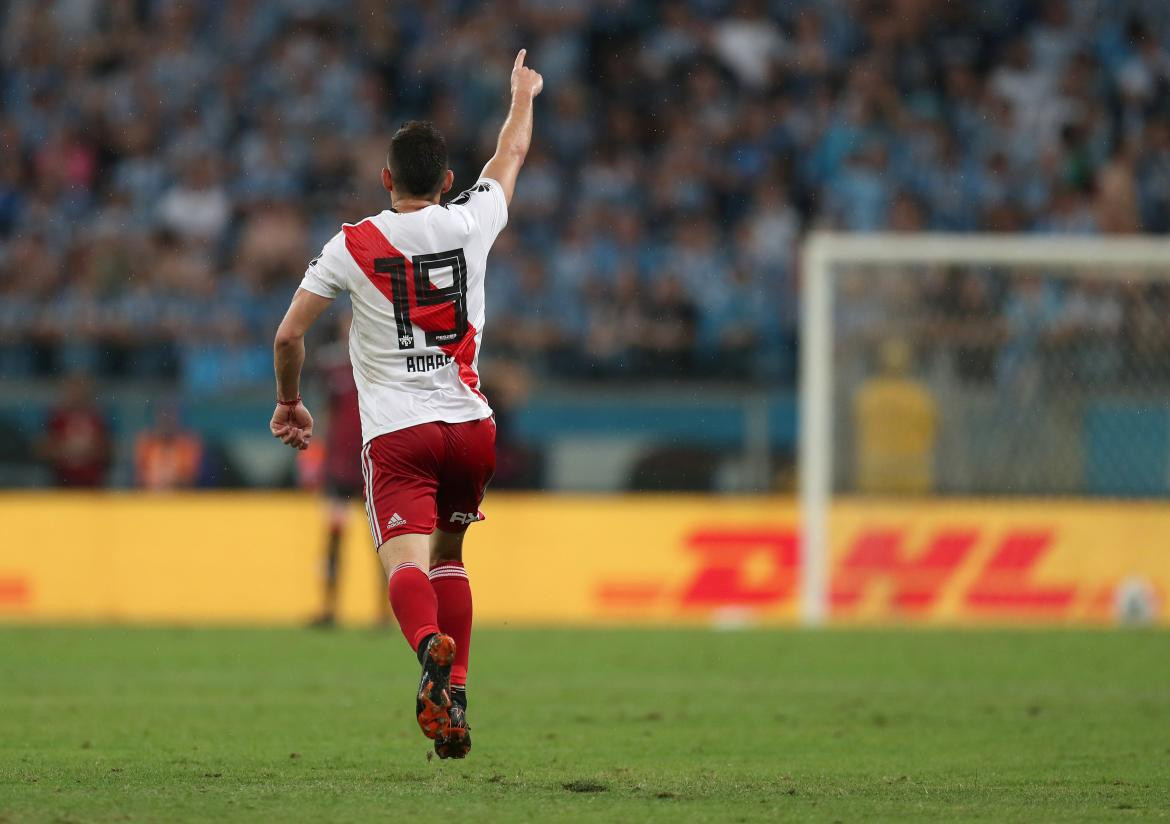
[515,49,526,69]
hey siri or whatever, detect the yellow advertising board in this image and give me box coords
[0,493,1166,625]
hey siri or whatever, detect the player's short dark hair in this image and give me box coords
[387,121,448,198]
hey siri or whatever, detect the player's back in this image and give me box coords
[299,178,509,444]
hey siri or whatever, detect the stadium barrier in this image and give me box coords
[0,493,1165,626]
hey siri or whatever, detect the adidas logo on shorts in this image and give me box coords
[386,513,407,529]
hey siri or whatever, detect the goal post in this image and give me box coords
[799,232,1170,626]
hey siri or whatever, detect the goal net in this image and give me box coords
[799,233,1170,625]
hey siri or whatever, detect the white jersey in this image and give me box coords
[299,177,507,444]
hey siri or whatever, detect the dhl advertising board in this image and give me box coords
[0,494,1166,626]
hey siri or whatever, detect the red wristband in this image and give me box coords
[276,395,301,407]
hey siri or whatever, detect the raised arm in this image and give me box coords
[480,49,544,205]
[270,287,333,450]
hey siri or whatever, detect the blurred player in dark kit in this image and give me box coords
[302,312,389,628]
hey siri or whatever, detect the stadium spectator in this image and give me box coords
[38,374,112,488]
[998,273,1065,391]
[480,359,543,489]
[929,269,1004,386]
[853,338,937,495]
[157,157,231,246]
[636,272,698,377]
[134,405,204,490]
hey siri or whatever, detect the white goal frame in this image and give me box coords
[799,232,1170,625]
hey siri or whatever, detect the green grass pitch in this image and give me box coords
[1,627,1167,822]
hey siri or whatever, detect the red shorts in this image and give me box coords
[360,417,496,547]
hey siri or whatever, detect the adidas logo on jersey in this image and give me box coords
[386,513,407,529]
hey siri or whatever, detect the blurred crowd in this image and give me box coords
[837,266,1170,393]
[3,0,1170,390]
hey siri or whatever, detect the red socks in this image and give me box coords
[386,562,440,651]
[429,561,472,687]
[386,559,472,687]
